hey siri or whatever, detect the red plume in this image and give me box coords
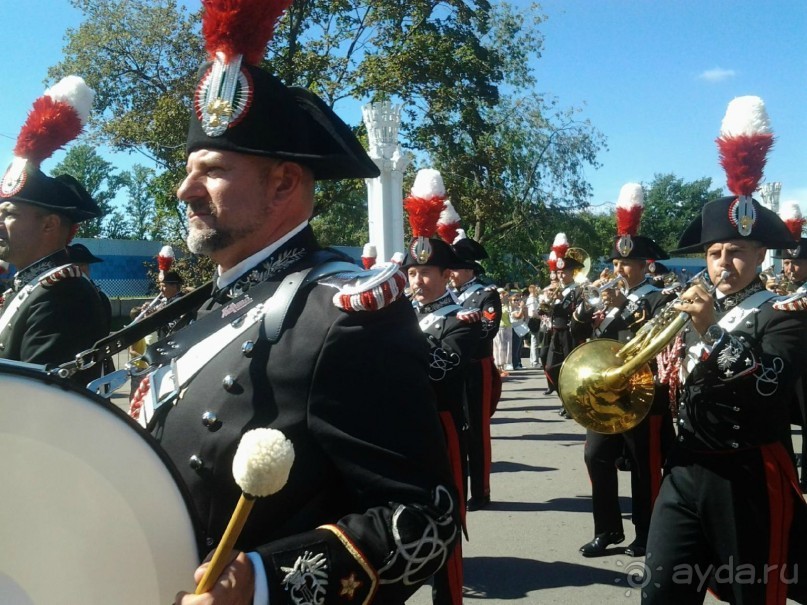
[14,97,83,166]
[437,200,461,244]
[404,195,445,238]
[716,96,774,197]
[717,134,774,197]
[202,0,293,64]
[157,245,175,272]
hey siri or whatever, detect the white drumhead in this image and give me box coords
[0,367,199,604]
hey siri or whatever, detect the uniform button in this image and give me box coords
[189,455,204,470]
[202,411,221,431]
[678,435,684,442]
[732,424,740,430]
[733,406,740,412]
[730,442,739,449]
[222,374,237,391]
[745,321,753,327]
[241,340,255,357]
[206,537,215,548]
[678,419,685,426]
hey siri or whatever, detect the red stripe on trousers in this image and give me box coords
[438,410,464,605]
[760,442,798,605]
[480,357,494,495]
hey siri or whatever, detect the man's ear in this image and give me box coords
[272,162,305,204]
[39,213,62,235]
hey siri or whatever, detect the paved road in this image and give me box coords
[406,365,802,604]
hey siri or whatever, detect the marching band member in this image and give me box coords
[570,183,675,558]
[544,233,585,407]
[0,76,107,384]
[450,228,503,512]
[403,169,482,605]
[131,2,460,603]
[643,96,807,604]
[773,200,807,489]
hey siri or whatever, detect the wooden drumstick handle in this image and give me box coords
[195,494,255,595]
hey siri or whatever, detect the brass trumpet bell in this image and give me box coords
[558,339,655,434]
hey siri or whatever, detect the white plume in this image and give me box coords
[720,95,771,137]
[411,169,446,199]
[552,233,569,247]
[45,75,95,126]
[362,243,377,257]
[780,200,803,221]
[159,245,175,259]
[616,183,644,209]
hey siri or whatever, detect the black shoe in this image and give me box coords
[543,387,555,395]
[579,531,625,557]
[624,539,646,557]
[557,407,568,418]
[466,496,491,511]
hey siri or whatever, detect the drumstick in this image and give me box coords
[195,428,295,595]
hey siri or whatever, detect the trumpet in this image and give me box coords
[759,268,797,295]
[581,274,630,310]
[558,269,728,434]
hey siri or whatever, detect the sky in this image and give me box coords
[0,0,805,215]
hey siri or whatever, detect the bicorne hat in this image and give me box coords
[550,233,583,272]
[401,169,461,269]
[674,96,796,254]
[0,76,101,223]
[607,183,668,261]
[186,0,378,180]
[772,201,807,260]
[67,243,102,264]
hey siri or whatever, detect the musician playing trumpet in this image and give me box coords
[642,96,807,605]
[570,183,675,558]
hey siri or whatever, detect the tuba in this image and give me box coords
[565,247,591,284]
[558,269,728,434]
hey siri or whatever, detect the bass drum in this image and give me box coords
[0,361,201,604]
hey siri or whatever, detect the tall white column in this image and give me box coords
[757,182,782,272]
[362,102,410,263]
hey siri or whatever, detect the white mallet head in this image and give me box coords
[232,428,295,498]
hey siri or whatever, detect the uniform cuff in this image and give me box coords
[247,551,269,605]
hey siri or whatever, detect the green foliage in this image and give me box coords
[641,174,722,254]
[50,143,125,237]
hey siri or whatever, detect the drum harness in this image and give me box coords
[57,253,358,417]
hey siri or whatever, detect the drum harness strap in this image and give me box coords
[59,253,356,403]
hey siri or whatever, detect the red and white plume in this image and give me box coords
[361,243,377,270]
[551,233,569,260]
[13,76,94,168]
[780,201,805,242]
[717,96,773,198]
[157,245,175,278]
[616,183,644,236]
[202,0,293,65]
[547,250,558,272]
[404,169,446,238]
[437,200,461,245]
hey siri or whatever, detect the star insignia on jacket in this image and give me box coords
[339,573,363,599]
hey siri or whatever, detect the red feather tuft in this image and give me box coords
[615,205,643,237]
[361,256,375,270]
[784,218,805,242]
[202,0,294,64]
[551,243,568,259]
[67,224,79,244]
[437,221,460,245]
[157,255,174,272]
[716,133,774,197]
[404,195,445,238]
[14,97,83,166]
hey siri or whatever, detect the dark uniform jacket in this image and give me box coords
[414,293,482,425]
[0,249,107,384]
[676,282,806,452]
[453,279,501,360]
[145,227,458,605]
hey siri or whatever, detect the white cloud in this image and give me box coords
[698,67,737,82]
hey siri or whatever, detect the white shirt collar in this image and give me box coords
[216,221,308,289]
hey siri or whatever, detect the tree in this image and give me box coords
[641,174,722,254]
[50,0,606,257]
[50,143,125,237]
[118,164,158,240]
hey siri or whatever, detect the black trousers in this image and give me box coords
[584,412,673,538]
[642,444,801,605]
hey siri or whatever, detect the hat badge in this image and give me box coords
[616,234,634,257]
[728,196,756,237]
[410,237,432,264]
[0,158,28,198]
[195,54,253,137]
[555,258,566,270]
